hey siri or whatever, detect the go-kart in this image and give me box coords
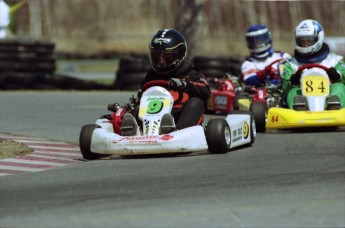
[234,59,286,132]
[205,74,238,114]
[266,64,345,130]
[79,80,256,160]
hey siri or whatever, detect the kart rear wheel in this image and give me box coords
[250,102,266,133]
[233,93,251,111]
[206,118,231,154]
[79,124,103,160]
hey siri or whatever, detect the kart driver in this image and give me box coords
[121,29,211,136]
[281,19,345,110]
[241,24,291,88]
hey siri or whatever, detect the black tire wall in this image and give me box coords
[0,39,56,89]
[114,55,151,90]
[192,55,243,78]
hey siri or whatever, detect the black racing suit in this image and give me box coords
[140,58,211,129]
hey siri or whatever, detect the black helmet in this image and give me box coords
[149,29,187,73]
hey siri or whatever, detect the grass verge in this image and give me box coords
[0,139,33,159]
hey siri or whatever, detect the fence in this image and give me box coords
[8,0,345,57]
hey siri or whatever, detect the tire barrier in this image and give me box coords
[0,39,56,74]
[0,44,245,91]
[192,55,243,78]
[0,72,112,90]
[55,51,119,60]
[114,54,151,90]
[114,54,244,91]
[0,39,56,89]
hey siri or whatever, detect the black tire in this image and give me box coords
[0,61,14,71]
[249,102,266,133]
[0,39,17,52]
[199,68,228,78]
[114,71,146,90]
[206,118,231,154]
[3,72,37,87]
[118,71,146,85]
[193,56,233,71]
[118,56,151,73]
[79,124,103,160]
[229,63,242,77]
[232,92,251,110]
[228,110,256,145]
[193,55,243,77]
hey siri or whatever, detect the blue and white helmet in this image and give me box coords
[245,24,272,58]
[294,19,324,55]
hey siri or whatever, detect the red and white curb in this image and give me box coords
[0,134,83,176]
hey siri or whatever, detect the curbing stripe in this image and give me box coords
[0,134,83,176]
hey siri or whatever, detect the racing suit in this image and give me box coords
[281,43,345,109]
[0,0,10,38]
[241,51,291,87]
[140,58,211,129]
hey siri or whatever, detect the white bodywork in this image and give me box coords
[86,86,255,155]
[300,68,330,111]
[226,114,255,149]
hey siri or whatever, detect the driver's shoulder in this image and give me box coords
[324,53,343,64]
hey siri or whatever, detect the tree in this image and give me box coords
[175,0,204,58]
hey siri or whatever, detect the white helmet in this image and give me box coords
[294,19,324,55]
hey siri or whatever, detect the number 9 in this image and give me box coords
[147,100,163,114]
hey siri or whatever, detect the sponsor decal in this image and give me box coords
[232,136,242,142]
[153,37,171,45]
[243,122,249,139]
[215,96,228,105]
[305,111,333,114]
[299,22,309,30]
[112,135,159,144]
[232,127,243,142]
[116,108,124,116]
[146,97,165,101]
[258,90,264,99]
[160,134,174,141]
[224,81,234,90]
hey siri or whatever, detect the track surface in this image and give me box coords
[0,91,344,227]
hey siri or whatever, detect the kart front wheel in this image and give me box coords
[79,124,103,160]
[250,102,266,133]
[206,118,231,154]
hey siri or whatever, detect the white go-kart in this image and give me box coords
[79,80,256,160]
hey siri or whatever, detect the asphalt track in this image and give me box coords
[0,91,344,227]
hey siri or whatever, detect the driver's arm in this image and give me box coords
[281,61,297,94]
[184,70,211,101]
[334,61,345,84]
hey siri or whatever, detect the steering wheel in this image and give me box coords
[141,80,184,105]
[266,58,284,69]
[263,58,284,77]
[294,63,329,77]
[141,80,169,92]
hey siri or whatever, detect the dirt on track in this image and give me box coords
[0,139,32,159]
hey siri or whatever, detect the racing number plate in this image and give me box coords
[139,97,171,117]
[302,75,329,96]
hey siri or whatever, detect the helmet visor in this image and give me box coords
[246,33,271,50]
[150,50,178,70]
[296,36,318,48]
